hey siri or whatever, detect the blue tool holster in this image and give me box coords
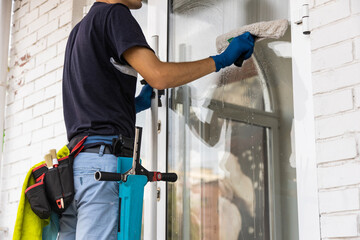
[94,127,177,240]
[117,157,147,240]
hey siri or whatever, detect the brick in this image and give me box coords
[55,94,63,109]
[36,45,57,66]
[312,41,353,72]
[321,214,359,238]
[57,38,68,55]
[34,71,57,90]
[24,89,45,108]
[13,3,29,21]
[8,188,22,203]
[354,86,360,108]
[37,18,59,39]
[39,0,60,15]
[33,98,55,117]
[13,26,29,44]
[4,133,31,152]
[41,135,67,153]
[28,13,48,34]
[10,159,31,177]
[23,117,43,133]
[3,143,35,164]
[314,89,353,117]
[45,54,64,72]
[13,108,33,125]
[24,64,45,83]
[30,0,47,11]
[48,0,72,22]
[311,15,360,50]
[6,100,23,116]
[59,11,72,27]
[27,38,47,56]
[316,137,357,163]
[16,32,37,53]
[4,125,23,141]
[317,161,360,188]
[1,177,22,191]
[310,0,350,29]
[352,0,360,14]
[32,125,54,143]
[47,25,71,46]
[15,82,34,99]
[316,0,333,6]
[4,116,14,130]
[43,108,63,126]
[316,111,360,139]
[319,188,360,213]
[54,122,66,136]
[313,63,360,94]
[19,8,39,29]
[45,81,62,99]
[355,37,360,60]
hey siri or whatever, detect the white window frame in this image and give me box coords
[290,0,321,239]
[144,0,321,239]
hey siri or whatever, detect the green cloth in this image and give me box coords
[13,162,50,240]
[13,146,70,239]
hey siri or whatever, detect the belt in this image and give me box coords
[83,145,113,154]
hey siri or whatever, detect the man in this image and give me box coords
[60,0,254,239]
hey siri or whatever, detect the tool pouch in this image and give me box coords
[25,136,87,218]
[25,172,51,219]
[44,136,87,214]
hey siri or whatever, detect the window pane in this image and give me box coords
[167,0,297,240]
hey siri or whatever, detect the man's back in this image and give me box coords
[62,2,151,141]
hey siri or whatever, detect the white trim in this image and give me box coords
[143,1,169,240]
[290,1,320,239]
[0,0,12,205]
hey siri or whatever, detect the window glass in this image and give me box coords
[167,0,297,239]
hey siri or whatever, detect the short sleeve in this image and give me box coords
[106,4,153,65]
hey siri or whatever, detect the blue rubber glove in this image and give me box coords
[211,32,255,72]
[135,84,153,113]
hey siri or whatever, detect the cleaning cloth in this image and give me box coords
[216,19,289,54]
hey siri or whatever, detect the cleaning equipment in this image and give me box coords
[216,19,289,67]
[95,127,177,240]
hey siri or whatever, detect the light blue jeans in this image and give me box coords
[58,136,119,240]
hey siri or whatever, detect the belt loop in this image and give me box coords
[99,145,105,157]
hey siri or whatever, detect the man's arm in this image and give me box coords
[123,46,216,90]
[123,32,255,90]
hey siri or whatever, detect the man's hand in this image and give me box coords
[135,84,153,113]
[211,32,255,72]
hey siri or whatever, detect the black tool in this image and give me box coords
[94,127,177,183]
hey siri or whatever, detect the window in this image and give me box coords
[167,0,297,239]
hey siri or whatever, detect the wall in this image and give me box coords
[0,0,73,237]
[310,0,360,238]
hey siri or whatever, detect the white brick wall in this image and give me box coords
[0,0,73,237]
[311,0,360,239]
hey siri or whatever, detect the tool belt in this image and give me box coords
[25,136,87,219]
[25,134,134,219]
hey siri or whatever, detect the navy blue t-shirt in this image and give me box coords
[63,2,152,141]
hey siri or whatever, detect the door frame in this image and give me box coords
[290,0,321,239]
[145,0,321,239]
